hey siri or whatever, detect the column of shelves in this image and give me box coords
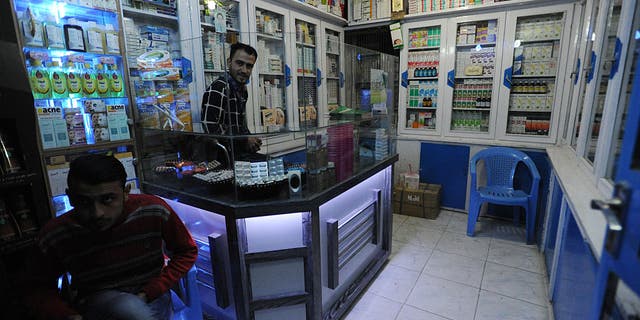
[405,25,441,131]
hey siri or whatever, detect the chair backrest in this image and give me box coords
[470,147,540,188]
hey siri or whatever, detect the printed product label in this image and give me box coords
[51,72,66,94]
[45,24,65,49]
[97,72,109,94]
[33,70,51,94]
[110,73,123,93]
[67,72,81,94]
[82,72,96,94]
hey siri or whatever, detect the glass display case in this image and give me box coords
[134,42,396,320]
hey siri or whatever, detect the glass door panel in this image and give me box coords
[406,25,441,131]
[200,0,241,86]
[506,13,564,137]
[255,7,287,131]
[450,19,498,134]
[585,1,622,163]
[571,0,600,149]
[606,1,638,180]
[294,19,318,129]
[325,28,341,114]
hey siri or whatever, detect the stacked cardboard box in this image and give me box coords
[392,183,442,219]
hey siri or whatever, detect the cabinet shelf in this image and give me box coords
[42,139,135,157]
[408,46,440,51]
[0,172,36,188]
[0,235,37,254]
[455,75,494,79]
[297,73,317,78]
[512,74,557,78]
[205,68,225,73]
[122,7,178,23]
[326,51,340,56]
[326,76,340,80]
[257,33,284,41]
[260,71,285,76]
[508,109,552,113]
[409,76,439,80]
[407,106,437,110]
[296,42,316,48]
[452,107,491,111]
[456,42,496,48]
[517,37,561,44]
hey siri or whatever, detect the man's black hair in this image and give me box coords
[229,42,258,61]
[67,154,127,190]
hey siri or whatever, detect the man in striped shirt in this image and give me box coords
[23,154,198,320]
[201,42,262,159]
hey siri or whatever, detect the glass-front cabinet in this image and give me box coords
[496,4,574,143]
[121,0,198,133]
[292,16,320,130]
[321,24,344,121]
[248,3,289,134]
[443,13,504,138]
[398,19,446,136]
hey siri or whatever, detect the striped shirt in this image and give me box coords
[201,73,250,135]
[25,194,197,318]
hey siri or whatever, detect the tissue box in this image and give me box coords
[401,172,420,190]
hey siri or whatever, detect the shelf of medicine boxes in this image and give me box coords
[41,139,135,157]
[122,6,178,22]
[400,0,562,22]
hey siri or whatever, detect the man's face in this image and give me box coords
[67,180,129,231]
[228,50,256,84]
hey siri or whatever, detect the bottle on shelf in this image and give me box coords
[65,61,83,99]
[81,62,98,98]
[96,63,110,98]
[11,194,37,235]
[109,64,125,98]
[0,131,23,174]
[0,199,18,241]
[50,61,68,99]
[28,58,51,99]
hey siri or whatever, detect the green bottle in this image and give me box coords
[81,62,97,98]
[95,63,110,98]
[50,61,68,99]
[29,59,51,99]
[108,63,125,98]
[65,61,83,99]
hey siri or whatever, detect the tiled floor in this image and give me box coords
[343,210,552,320]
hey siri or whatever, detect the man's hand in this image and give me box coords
[137,292,148,303]
[247,137,262,153]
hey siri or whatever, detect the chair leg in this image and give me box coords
[512,206,521,227]
[526,201,537,245]
[467,199,482,237]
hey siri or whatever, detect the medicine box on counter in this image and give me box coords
[392,183,441,219]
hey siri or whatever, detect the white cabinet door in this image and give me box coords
[442,12,506,139]
[495,3,575,143]
[398,18,447,137]
[248,1,292,135]
[289,13,322,131]
[320,22,345,127]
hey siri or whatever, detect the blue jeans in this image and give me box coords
[81,290,173,320]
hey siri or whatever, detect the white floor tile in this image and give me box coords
[424,249,486,288]
[403,215,450,232]
[366,264,421,303]
[406,274,479,320]
[342,292,403,320]
[389,240,433,272]
[395,305,449,320]
[393,224,443,249]
[481,262,548,307]
[489,221,528,244]
[393,214,409,232]
[475,290,549,320]
[435,231,490,260]
[488,240,544,274]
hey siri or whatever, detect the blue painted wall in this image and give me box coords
[419,143,469,209]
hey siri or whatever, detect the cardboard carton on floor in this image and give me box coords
[397,183,442,219]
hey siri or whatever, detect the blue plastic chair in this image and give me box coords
[467,147,540,244]
[171,265,203,320]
